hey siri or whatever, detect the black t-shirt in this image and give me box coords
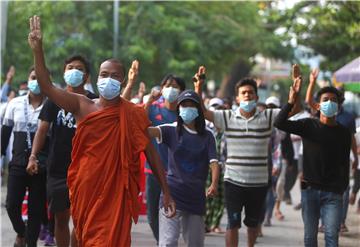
[274,103,352,194]
[39,91,97,178]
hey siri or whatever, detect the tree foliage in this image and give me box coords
[266,1,360,72]
[3,1,291,94]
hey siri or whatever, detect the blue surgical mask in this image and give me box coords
[28,80,41,95]
[320,100,338,117]
[239,100,256,112]
[97,77,121,100]
[179,106,199,124]
[162,87,180,103]
[64,69,84,87]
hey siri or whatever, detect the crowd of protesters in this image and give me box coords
[0,15,359,247]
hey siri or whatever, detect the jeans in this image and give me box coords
[265,177,277,221]
[159,208,205,247]
[301,187,342,247]
[145,173,161,242]
[341,186,350,224]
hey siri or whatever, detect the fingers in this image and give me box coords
[131,60,139,71]
[167,202,176,218]
[198,65,206,75]
[292,64,300,80]
[29,16,34,31]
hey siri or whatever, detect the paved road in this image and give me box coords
[1,181,360,246]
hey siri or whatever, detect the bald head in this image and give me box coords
[98,59,126,83]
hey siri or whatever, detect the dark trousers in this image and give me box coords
[146,173,161,242]
[6,171,47,247]
[284,159,298,200]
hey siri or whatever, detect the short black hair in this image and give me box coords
[316,86,342,102]
[160,74,186,91]
[235,77,258,95]
[64,55,90,74]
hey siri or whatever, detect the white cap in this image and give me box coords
[208,98,224,107]
[265,96,280,107]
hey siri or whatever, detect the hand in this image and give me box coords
[193,66,206,91]
[26,156,39,176]
[6,66,15,83]
[148,88,162,104]
[162,192,176,218]
[206,183,218,197]
[309,68,319,84]
[288,76,302,104]
[291,64,301,80]
[352,159,358,171]
[272,167,280,176]
[138,82,146,97]
[28,16,43,51]
[128,60,139,85]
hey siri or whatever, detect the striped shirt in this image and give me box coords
[213,108,280,187]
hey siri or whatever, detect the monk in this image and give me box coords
[28,16,176,247]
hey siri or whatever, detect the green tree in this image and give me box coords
[3,1,291,97]
[266,1,360,72]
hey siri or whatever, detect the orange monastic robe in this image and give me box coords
[67,99,151,247]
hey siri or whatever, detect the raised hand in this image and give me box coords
[309,68,319,84]
[148,87,162,103]
[193,65,206,90]
[128,60,139,84]
[28,15,42,51]
[138,82,146,97]
[6,66,15,83]
[292,64,301,80]
[288,76,302,104]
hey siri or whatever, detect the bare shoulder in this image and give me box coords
[76,94,98,121]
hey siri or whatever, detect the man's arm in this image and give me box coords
[28,16,84,115]
[121,60,139,100]
[193,66,214,122]
[144,142,176,217]
[147,126,161,139]
[1,66,15,103]
[26,120,50,175]
[274,79,305,136]
[305,68,319,111]
[351,135,359,170]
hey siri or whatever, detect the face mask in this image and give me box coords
[64,69,84,87]
[239,100,256,113]
[162,87,180,103]
[320,100,338,117]
[28,80,41,95]
[18,89,28,96]
[97,77,121,100]
[179,106,199,124]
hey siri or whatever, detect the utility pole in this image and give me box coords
[113,0,119,58]
[1,1,9,78]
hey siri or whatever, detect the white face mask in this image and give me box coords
[162,87,180,103]
[97,77,121,100]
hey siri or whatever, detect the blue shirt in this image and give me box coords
[158,123,217,215]
[145,100,177,173]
